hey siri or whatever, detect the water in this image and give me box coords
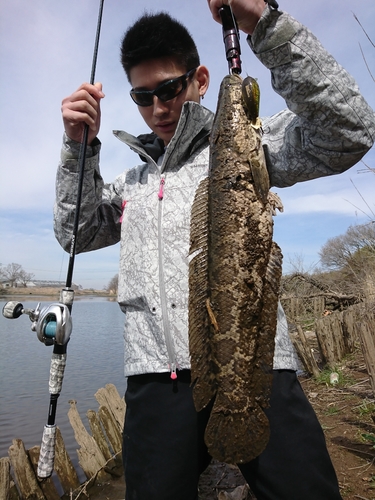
[0,296,127,481]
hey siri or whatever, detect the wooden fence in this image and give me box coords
[0,384,125,500]
[289,301,375,395]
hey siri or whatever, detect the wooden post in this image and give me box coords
[356,311,375,397]
[68,400,111,482]
[297,325,320,377]
[87,409,112,461]
[313,296,325,317]
[315,313,346,366]
[54,427,80,493]
[341,308,357,353]
[8,481,20,500]
[87,410,120,475]
[98,406,123,455]
[28,447,60,500]
[0,457,11,500]
[8,439,45,500]
[95,384,126,431]
[290,327,320,377]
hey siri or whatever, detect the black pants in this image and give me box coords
[122,370,342,500]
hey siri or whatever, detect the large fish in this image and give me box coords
[189,73,283,464]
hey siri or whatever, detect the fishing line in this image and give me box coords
[66,0,105,289]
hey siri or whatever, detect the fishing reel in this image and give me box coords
[2,300,72,346]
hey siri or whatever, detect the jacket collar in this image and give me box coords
[113,101,214,171]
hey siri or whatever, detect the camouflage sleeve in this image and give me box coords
[53,133,123,253]
[247,6,375,188]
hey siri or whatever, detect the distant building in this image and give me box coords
[1,279,79,290]
[27,280,80,290]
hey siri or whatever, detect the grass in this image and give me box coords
[356,399,375,417]
[314,365,354,387]
[361,432,375,447]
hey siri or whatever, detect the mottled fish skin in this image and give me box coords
[189,73,283,464]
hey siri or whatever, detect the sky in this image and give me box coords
[0,0,374,290]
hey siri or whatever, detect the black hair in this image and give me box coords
[120,12,200,82]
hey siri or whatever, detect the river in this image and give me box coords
[0,296,127,482]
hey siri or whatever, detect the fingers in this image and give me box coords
[207,0,227,24]
[62,82,104,144]
[207,0,266,35]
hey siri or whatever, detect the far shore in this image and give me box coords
[0,287,116,298]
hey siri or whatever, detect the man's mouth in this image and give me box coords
[156,121,175,132]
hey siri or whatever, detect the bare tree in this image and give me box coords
[18,269,35,287]
[319,223,375,271]
[106,274,118,294]
[2,263,23,286]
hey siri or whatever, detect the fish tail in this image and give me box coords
[205,391,270,464]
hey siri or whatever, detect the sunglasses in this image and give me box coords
[130,68,197,107]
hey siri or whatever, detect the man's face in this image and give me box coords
[129,58,207,145]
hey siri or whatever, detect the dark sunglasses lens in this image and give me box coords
[131,92,153,107]
[156,79,184,102]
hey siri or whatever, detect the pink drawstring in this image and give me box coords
[158,177,165,200]
[119,200,127,223]
[169,363,177,380]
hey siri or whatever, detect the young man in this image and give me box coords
[55,1,375,499]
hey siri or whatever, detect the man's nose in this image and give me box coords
[153,95,169,115]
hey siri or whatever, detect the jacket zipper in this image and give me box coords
[157,174,178,380]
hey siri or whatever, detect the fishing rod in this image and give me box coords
[2,0,105,479]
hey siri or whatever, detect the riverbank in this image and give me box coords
[0,287,115,298]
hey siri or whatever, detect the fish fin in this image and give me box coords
[268,191,284,215]
[205,391,270,464]
[248,137,270,205]
[189,178,217,411]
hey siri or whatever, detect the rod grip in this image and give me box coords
[37,425,56,478]
[49,353,67,394]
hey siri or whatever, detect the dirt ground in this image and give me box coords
[79,346,375,500]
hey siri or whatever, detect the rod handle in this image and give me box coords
[37,425,56,478]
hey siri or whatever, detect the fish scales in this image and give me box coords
[189,73,283,464]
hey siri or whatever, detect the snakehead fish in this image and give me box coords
[189,73,283,464]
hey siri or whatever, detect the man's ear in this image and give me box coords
[196,65,210,98]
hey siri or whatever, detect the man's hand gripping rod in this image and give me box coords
[219,5,242,74]
[219,1,278,74]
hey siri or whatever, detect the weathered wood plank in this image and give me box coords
[8,480,21,500]
[28,447,60,500]
[68,400,110,481]
[98,405,122,455]
[54,427,80,493]
[315,312,346,366]
[87,410,122,475]
[87,409,112,461]
[313,296,325,317]
[296,325,320,377]
[0,457,10,500]
[95,384,126,431]
[357,312,375,396]
[8,439,45,500]
[341,308,357,353]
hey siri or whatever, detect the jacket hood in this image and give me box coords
[113,101,214,168]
